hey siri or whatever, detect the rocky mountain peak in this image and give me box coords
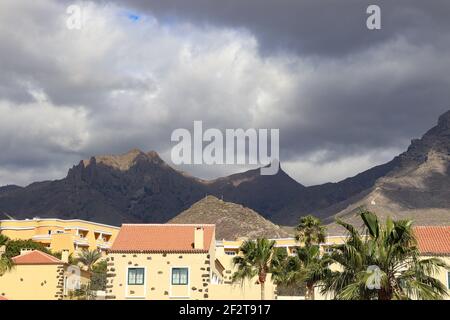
[146,150,162,160]
[325,110,450,231]
[169,195,291,239]
[2,111,450,228]
[81,148,164,171]
[424,110,450,140]
[437,110,450,129]
[398,110,450,167]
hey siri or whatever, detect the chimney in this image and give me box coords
[194,226,204,250]
[61,250,70,263]
[20,248,33,255]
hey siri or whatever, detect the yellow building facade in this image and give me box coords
[219,236,348,258]
[106,232,343,300]
[0,218,119,256]
[107,224,277,300]
[1,218,447,300]
[107,224,221,299]
[0,249,90,300]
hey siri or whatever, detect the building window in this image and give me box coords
[172,268,189,285]
[447,271,450,290]
[128,268,145,285]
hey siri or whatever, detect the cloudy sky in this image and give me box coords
[0,0,450,186]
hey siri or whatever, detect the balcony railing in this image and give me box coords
[96,240,112,249]
[31,235,52,241]
[73,238,89,246]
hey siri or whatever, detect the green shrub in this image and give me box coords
[4,239,51,259]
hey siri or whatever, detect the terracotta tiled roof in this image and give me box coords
[11,250,64,265]
[109,224,215,253]
[414,226,450,256]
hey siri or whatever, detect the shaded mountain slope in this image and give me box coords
[169,195,290,239]
[323,111,450,233]
[1,111,450,229]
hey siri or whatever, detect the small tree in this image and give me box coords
[0,234,9,246]
[75,249,103,300]
[295,245,332,300]
[295,215,326,246]
[3,239,51,259]
[0,234,12,275]
[76,249,102,272]
[232,239,281,300]
[90,260,107,291]
[0,256,12,276]
[271,248,306,296]
[291,215,330,299]
[272,244,332,300]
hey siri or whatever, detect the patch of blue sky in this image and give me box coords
[117,9,183,30]
[117,10,142,23]
[128,13,140,22]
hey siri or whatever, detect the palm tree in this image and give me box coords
[0,234,9,247]
[271,248,306,297]
[271,245,332,300]
[0,234,12,276]
[291,215,330,299]
[271,248,299,286]
[232,238,281,300]
[322,211,449,300]
[295,215,326,246]
[0,256,13,276]
[74,249,102,300]
[295,245,332,300]
[76,249,102,272]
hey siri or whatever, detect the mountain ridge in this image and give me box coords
[0,111,449,228]
[169,195,290,239]
[323,110,450,232]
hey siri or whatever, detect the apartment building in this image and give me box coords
[0,218,120,255]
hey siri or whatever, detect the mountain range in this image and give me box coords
[1,111,450,230]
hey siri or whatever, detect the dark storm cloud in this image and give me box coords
[0,0,450,186]
[104,0,450,56]
[103,0,450,163]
